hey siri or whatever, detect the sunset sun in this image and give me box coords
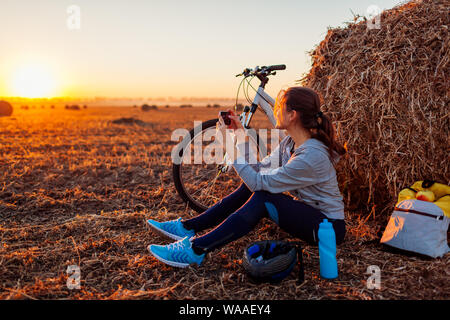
[12,64,57,98]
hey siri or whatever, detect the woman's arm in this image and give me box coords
[233,136,283,173]
[232,140,321,193]
[220,112,317,193]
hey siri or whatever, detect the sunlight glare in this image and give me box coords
[12,64,57,98]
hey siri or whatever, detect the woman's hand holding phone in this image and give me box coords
[216,109,246,157]
[218,109,243,130]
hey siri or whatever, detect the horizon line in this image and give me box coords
[0,96,246,102]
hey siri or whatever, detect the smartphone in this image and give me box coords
[220,111,232,125]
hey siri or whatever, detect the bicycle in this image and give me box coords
[172,64,287,213]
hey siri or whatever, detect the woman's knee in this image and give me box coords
[227,209,261,230]
[232,193,270,224]
[248,190,273,202]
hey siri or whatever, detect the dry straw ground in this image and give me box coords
[302,0,449,217]
[0,107,448,300]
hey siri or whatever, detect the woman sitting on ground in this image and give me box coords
[147,86,347,268]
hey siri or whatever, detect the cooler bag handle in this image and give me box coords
[394,206,444,220]
[422,179,436,189]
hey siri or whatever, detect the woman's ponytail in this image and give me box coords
[312,111,346,161]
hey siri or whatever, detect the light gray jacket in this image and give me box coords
[232,135,345,220]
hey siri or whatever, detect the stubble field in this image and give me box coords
[0,106,448,299]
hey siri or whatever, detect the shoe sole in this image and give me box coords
[147,245,190,268]
[146,220,184,241]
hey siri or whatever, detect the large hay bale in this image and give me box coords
[0,101,13,117]
[302,0,449,217]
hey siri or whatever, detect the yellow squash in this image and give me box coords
[397,181,450,218]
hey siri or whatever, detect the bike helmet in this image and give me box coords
[242,240,303,283]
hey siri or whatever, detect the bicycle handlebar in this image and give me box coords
[266,64,286,72]
[236,64,286,77]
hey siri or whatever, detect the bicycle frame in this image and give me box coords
[242,87,276,127]
[221,80,286,170]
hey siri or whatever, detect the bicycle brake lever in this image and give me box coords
[236,69,250,77]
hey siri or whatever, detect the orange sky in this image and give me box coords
[0,0,402,100]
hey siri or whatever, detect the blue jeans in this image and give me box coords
[182,182,346,253]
